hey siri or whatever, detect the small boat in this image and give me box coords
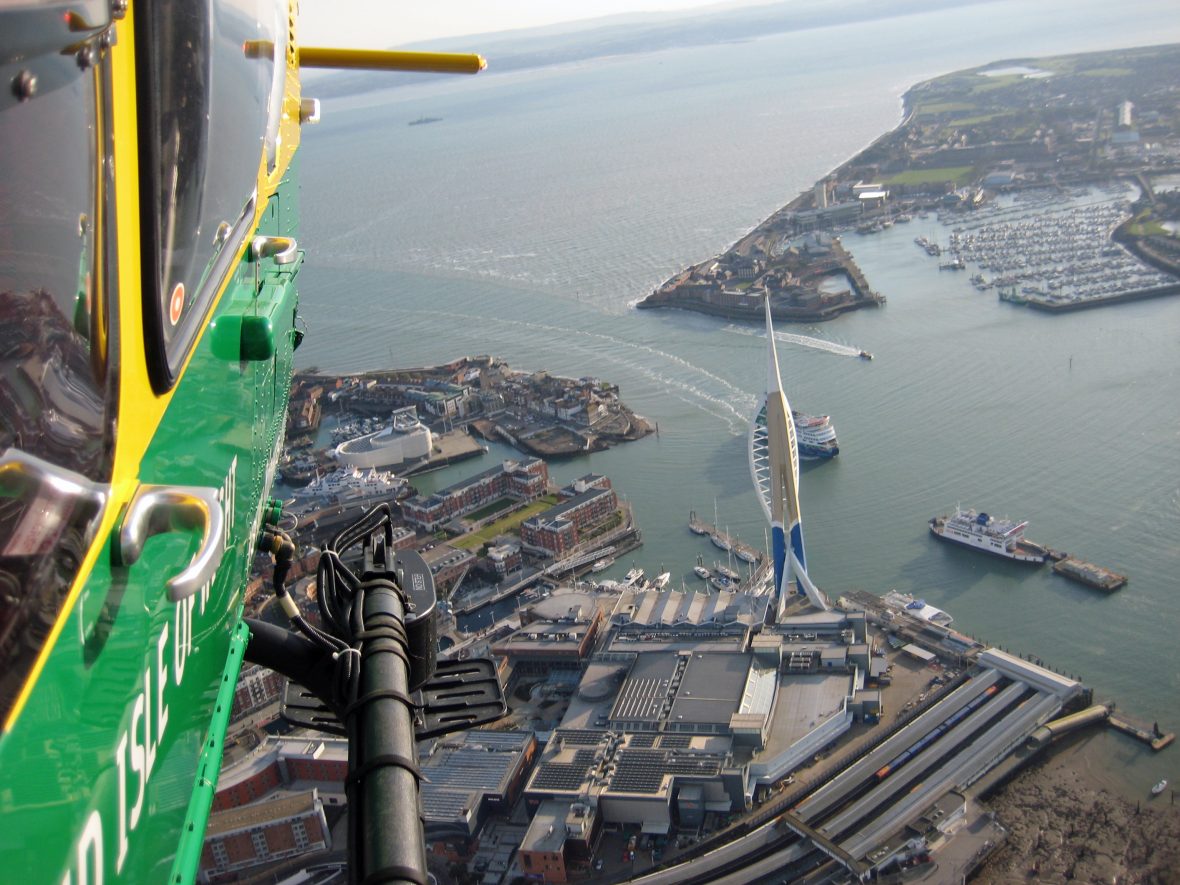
[709,576,731,591]
[591,558,615,573]
[651,571,671,589]
[710,533,731,552]
[859,351,873,361]
[735,548,758,564]
[716,565,740,582]
[1152,779,1167,796]
[693,565,710,579]
[622,568,644,587]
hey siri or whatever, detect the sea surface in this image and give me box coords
[295,1,1180,796]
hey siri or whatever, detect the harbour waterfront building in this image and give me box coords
[402,457,548,531]
[492,595,605,675]
[519,486,619,558]
[332,405,433,469]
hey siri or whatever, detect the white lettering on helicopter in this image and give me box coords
[66,457,239,883]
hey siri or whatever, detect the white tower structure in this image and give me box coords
[748,298,829,616]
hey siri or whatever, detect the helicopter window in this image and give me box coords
[138,0,283,389]
[0,6,116,724]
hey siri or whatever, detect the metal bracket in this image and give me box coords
[281,658,507,740]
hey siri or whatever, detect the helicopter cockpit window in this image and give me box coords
[138,0,283,390]
[0,1,116,723]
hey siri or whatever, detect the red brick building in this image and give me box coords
[199,790,330,882]
[519,487,617,558]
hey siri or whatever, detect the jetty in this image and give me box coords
[1107,713,1175,752]
[1052,557,1127,592]
[687,510,762,565]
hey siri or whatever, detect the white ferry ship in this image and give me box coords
[792,411,839,460]
[929,507,1048,563]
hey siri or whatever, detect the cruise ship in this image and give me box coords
[792,411,839,460]
[929,507,1049,563]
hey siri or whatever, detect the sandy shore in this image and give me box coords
[975,731,1180,884]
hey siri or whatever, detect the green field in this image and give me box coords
[884,166,975,186]
[915,101,976,116]
[452,497,559,550]
[466,497,515,522]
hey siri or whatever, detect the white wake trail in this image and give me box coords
[723,324,863,358]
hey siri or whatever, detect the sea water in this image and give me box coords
[295,0,1180,793]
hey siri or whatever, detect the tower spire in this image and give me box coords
[748,296,828,615]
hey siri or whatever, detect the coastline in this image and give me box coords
[640,44,1180,323]
[976,730,1180,883]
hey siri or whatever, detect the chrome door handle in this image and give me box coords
[251,235,298,265]
[116,485,224,602]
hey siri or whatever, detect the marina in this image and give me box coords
[924,187,1178,311]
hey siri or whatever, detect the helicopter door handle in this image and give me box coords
[116,485,225,602]
[251,235,298,265]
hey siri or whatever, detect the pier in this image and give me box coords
[1107,714,1175,752]
[686,509,763,565]
[1052,557,1127,592]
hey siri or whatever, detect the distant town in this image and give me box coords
[642,44,1180,322]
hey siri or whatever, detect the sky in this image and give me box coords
[297,0,752,48]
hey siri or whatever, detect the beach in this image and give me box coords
[977,734,1180,883]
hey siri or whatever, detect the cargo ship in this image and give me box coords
[929,507,1049,563]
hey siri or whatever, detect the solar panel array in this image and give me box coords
[420,789,475,819]
[610,749,667,794]
[659,734,691,748]
[629,733,658,748]
[530,749,597,792]
[607,748,724,795]
[557,729,607,746]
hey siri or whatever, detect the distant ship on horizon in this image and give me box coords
[408,115,442,126]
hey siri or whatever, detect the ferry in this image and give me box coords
[929,507,1049,563]
[883,590,954,626]
[792,411,840,460]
